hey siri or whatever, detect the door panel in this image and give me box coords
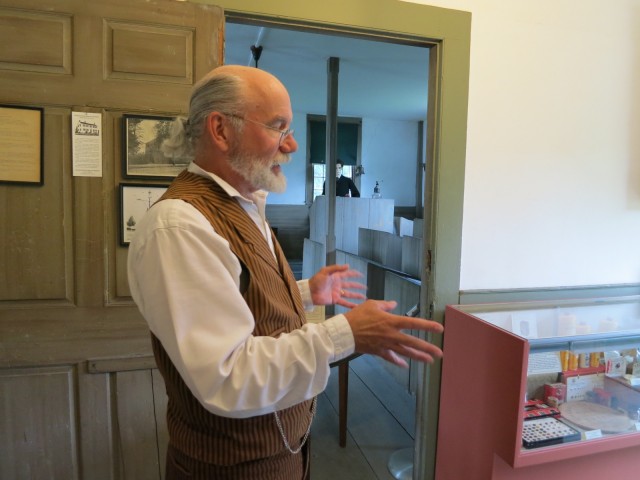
[0,0,222,111]
[0,1,224,478]
[107,21,194,83]
[0,366,79,480]
[0,8,72,75]
[1,107,72,303]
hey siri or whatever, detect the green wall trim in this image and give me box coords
[458,283,640,305]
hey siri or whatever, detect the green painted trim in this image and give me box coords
[458,283,640,305]
[196,0,470,40]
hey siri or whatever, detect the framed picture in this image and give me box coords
[0,104,44,185]
[122,114,187,179]
[119,183,168,245]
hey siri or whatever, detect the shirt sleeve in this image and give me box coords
[127,199,355,419]
[297,279,314,311]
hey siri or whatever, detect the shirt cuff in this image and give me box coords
[297,279,314,311]
[323,314,355,362]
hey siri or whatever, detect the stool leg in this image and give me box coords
[338,361,349,447]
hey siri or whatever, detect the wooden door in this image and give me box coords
[0,1,223,478]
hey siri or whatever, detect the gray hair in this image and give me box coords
[161,71,245,161]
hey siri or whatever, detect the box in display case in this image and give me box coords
[435,296,640,480]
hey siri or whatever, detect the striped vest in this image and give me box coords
[151,170,313,466]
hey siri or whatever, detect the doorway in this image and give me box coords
[225,17,431,479]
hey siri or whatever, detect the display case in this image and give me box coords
[436,296,640,480]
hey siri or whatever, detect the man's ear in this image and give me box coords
[205,112,232,152]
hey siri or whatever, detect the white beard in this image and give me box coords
[228,148,289,193]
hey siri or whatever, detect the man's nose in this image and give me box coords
[280,133,297,153]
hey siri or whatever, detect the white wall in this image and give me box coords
[404,0,640,290]
[269,113,420,206]
[361,118,419,204]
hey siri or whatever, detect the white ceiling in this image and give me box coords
[224,22,431,121]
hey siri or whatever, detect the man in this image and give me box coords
[127,65,443,480]
[322,159,360,197]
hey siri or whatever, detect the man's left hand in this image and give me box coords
[309,264,366,308]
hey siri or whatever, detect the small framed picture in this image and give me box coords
[119,183,168,245]
[122,114,186,179]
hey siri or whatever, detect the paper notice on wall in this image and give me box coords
[72,112,102,177]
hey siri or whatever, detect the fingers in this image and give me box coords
[394,316,444,334]
[395,337,443,361]
[322,264,364,280]
[376,338,442,368]
[375,342,441,368]
[336,269,364,279]
[339,281,367,292]
[339,289,366,300]
[376,300,398,312]
[335,298,361,309]
[388,328,443,357]
[321,264,350,275]
[378,350,409,368]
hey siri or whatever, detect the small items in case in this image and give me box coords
[522,417,581,449]
[523,399,560,420]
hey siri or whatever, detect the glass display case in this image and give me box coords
[435,296,640,480]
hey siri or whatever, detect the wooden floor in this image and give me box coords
[310,355,416,479]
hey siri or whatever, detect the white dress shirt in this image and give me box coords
[127,163,355,419]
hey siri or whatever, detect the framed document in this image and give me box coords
[122,114,186,179]
[119,183,168,245]
[0,105,44,185]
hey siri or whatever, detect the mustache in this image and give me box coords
[273,153,291,165]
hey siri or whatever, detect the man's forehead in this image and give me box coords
[245,86,293,120]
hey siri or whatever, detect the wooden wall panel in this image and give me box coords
[0,1,223,476]
[303,238,325,280]
[383,272,421,393]
[106,20,193,83]
[334,251,369,316]
[401,235,423,279]
[152,369,170,479]
[358,228,403,270]
[0,0,223,112]
[78,365,115,480]
[266,204,310,260]
[0,8,72,74]
[0,366,79,480]
[115,370,162,480]
[412,218,424,238]
[338,197,370,255]
[0,108,74,303]
[309,196,395,256]
[108,108,174,302]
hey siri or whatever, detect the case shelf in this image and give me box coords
[436,296,640,480]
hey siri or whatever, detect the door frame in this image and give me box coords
[209,1,471,477]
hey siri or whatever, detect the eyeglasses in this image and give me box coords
[224,113,294,146]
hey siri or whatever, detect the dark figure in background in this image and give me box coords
[322,159,360,197]
[127,65,443,480]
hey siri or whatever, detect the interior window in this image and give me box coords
[306,114,361,204]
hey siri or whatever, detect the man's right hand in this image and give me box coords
[343,300,444,368]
